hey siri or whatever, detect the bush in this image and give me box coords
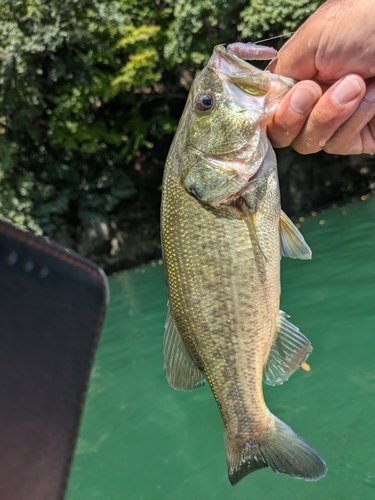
[2,1,344,268]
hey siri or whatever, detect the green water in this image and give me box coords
[67,196,375,500]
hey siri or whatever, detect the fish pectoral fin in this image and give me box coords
[242,204,268,262]
[225,415,326,485]
[263,311,312,386]
[280,210,312,260]
[163,308,205,391]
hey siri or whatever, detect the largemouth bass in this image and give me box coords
[160,43,326,485]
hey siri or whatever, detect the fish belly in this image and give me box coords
[161,156,326,485]
[161,159,280,437]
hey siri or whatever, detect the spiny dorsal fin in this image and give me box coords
[163,308,205,391]
[280,210,312,260]
[264,311,312,386]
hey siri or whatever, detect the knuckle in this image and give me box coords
[324,139,352,155]
[322,142,339,154]
[269,135,291,149]
[268,123,293,148]
[292,133,322,154]
[292,141,319,155]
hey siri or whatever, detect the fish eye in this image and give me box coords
[195,92,215,113]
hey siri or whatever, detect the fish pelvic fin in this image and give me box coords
[225,415,326,486]
[163,308,205,391]
[264,310,312,386]
[280,210,312,260]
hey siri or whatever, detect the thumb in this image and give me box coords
[266,32,318,81]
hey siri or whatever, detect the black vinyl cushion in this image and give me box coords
[0,219,108,500]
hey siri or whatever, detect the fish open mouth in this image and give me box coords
[209,45,295,103]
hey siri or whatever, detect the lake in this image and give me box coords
[67,195,375,500]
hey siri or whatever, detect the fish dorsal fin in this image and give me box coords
[163,308,205,391]
[280,210,312,260]
[264,311,312,386]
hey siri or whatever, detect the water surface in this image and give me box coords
[67,196,375,500]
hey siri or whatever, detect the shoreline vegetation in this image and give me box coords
[1,0,374,273]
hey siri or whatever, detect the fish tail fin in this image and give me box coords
[225,415,326,486]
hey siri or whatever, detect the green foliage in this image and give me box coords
[0,0,162,233]
[239,0,323,41]
[0,0,324,252]
[164,0,245,68]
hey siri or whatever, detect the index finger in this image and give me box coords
[267,81,322,148]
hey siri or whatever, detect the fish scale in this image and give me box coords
[161,43,326,485]
[162,158,276,434]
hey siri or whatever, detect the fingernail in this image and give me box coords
[332,75,362,105]
[290,85,320,113]
[364,84,375,103]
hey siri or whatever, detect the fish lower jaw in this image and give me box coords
[190,140,264,179]
[208,154,262,180]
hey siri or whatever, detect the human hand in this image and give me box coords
[266,0,375,155]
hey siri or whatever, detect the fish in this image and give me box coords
[160,43,326,485]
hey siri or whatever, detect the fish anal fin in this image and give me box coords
[163,308,205,391]
[225,415,326,485]
[264,311,312,386]
[280,210,312,260]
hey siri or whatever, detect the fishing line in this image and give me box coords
[255,32,295,44]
